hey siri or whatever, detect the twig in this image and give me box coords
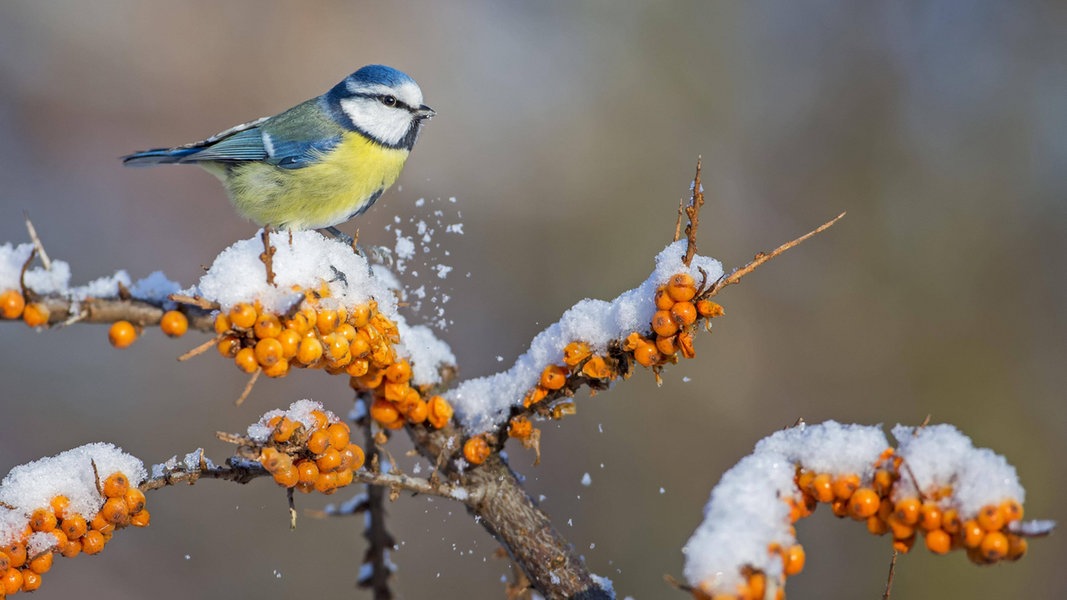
[260,227,277,286]
[673,197,684,243]
[178,335,223,362]
[882,549,898,600]
[169,294,220,311]
[360,417,396,600]
[706,212,846,298]
[23,214,51,271]
[682,156,705,266]
[234,368,261,406]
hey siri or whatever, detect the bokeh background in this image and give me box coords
[1,2,1064,599]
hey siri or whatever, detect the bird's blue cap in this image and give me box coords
[349,64,416,88]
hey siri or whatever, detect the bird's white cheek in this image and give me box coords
[340,99,411,146]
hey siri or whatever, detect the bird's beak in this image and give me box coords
[415,105,436,120]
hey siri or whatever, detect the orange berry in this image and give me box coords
[234,347,258,373]
[919,502,942,531]
[81,530,105,555]
[101,497,130,526]
[847,488,880,519]
[160,310,188,337]
[427,395,453,429]
[254,337,284,367]
[783,544,805,576]
[108,320,137,348]
[335,467,354,488]
[253,313,282,339]
[941,508,961,534]
[345,444,365,471]
[213,313,232,334]
[666,273,697,302]
[632,340,662,367]
[310,409,329,430]
[314,471,338,494]
[130,509,151,527]
[262,358,290,378]
[216,335,240,357]
[893,535,916,554]
[1000,499,1024,524]
[385,359,412,383]
[563,341,592,366]
[307,430,331,455]
[50,495,69,520]
[463,437,491,465]
[867,515,889,536]
[27,551,52,575]
[316,448,342,472]
[125,488,146,515]
[348,333,371,357]
[60,540,81,558]
[831,498,849,518]
[676,330,696,358]
[228,302,257,330]
[622,332,643,351]
[696,299,724,318]
[809,473,834,503]
[103,472,130,498]
[297,460,320,484]
[272,465,299,487]
[0,289,25,319]
[961,519,984,548]
[29,508,57,533]
[350,304,371,327]
[383,381,411,402]
[22,302,49,327]
[540,365,568,390]
[259,448,292,473]
[655,335,678,355]
[831,473,860,501]
[977,504,1005,531]
[316,309,339,335]
[1006,535,1028,561]
[403,398,427,424]
[670,301,697,327]
[327,422,350,451]
[272,417,297,443]
[4,544,25,568]
[296,337,324,365]
[1,567,22,595]
[873,469,895,496]
[795,470,815,491]
[370,399,401,425]
[893,497,921,526]
[925,529,951,554]
[344,358,370,377]
[89,512,114,535]
[651,310,679,337]
[654,286,675,310]
[581,355,611,379]
[979,531,1008,562]
[886,514,915,541]
[523,385,548,408]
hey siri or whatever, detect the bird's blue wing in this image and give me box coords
[264,136,342,170]
[180,128,269,162]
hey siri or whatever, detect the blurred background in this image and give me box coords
[0,1,1064,599]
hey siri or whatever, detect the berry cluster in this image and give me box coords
[0,472,147,597]
[356,359,454,430]
[254,408,365,495]
[0,289,49,328]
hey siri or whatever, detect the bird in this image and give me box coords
[123,65,435,235]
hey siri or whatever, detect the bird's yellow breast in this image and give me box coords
[212,132,410,230]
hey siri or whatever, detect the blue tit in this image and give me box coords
[123,65,435,232]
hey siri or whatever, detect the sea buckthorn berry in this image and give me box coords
[428,395,453,429]
[925,529,951,555]
[523,386,548,408]
[999,499,1023,523]
[383,416,406,430]
[941,508,961,534]
[783,544,805,576]
[919,502,942,531]
[297,460,320,484]
[980,531,1008,561]
[296,337,324,365]
[961,520,984,548]
[463,437,491,466]
[125,488,147,515]
[563,342,592,366]
[0,290,25,319]
[977,504,1005,532]
[831,473,860,501]
[336,323,357,342]
[272,465,299,487]
[324,333,350,360]
[109,320,137,348]
[581,355,611,379]
[696,299,725,318]
[676,330,696,359]
[1006,535,1027,561]
[666,273,697,302]
[90,513,114,535]
[29,509,57,533]
[103,473,130,498]
[252,313,281,339]
[1,567,23,594]
[748,571,767,600]
[370,399,401,425]
[655,334,678,355]
[632,340,662,367]
[60,539,81,558]
[654,286,675,310]
[234,347,258,373]
[101,497,131,526]
[670,301,698,326]
[893,535,916,554]
[254,337,284,368]
[886,514,915,541]
[809,473,834,504]
[4,544,25,569]
[216,335,240,357]
[316,448,343,472]
[314,471,338,494]
[160,310,188,337]
[847,488,880,519]
[0,552,8,572]
[130,509,151,527]
[50,495,69,520]
[622,332,643,351]
[831,498,849,518]
[406,399,429,424]
[307,430,331,456]
[316,309,339,335]
[272,417,297,443]
[893,497,921,526]
[229,302,257,330]
[213,313,231,334]
[349,335,370,358]
[350,304,371,327]
[310,409,329,430]
[539,365,568,390]
[344,444,366,471]
[81,530,105,555]
[259,448,291,473]
[263,357,290,378]
[328,422,350,451]
[356,370,385,390]
[383,381,411,403]
[873,469,894,495]
[284,312,310,334]
[867,515,889,536]
[336,467,354,488]
[22,302,49,327]
[27,551,52,575]
[795,470,815,491]
[651,310,679,337]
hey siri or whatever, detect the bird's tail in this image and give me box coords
[121,147,201,167]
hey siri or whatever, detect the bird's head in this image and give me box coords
[327,65,435,150]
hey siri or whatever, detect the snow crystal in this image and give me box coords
[399,324,457,387]
[395,233,416,260]
[448,240,723,433]
[581,473,592,486]
[129,271,182,303]
[247,399,338,443]
[0,243,34,290]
